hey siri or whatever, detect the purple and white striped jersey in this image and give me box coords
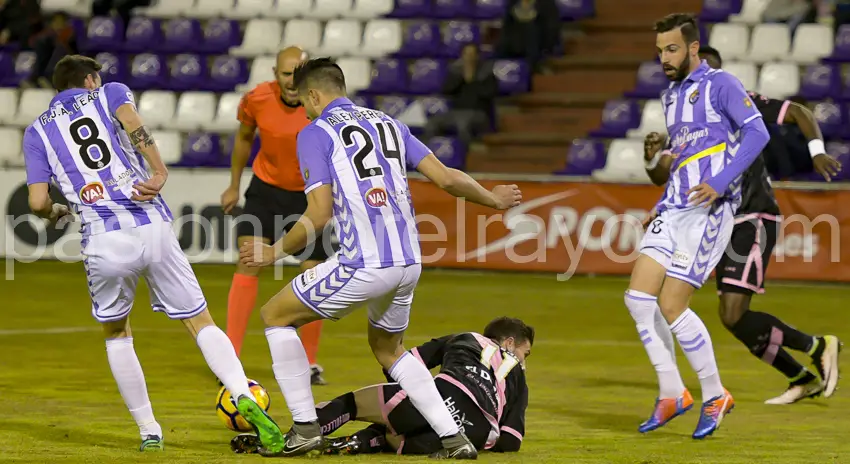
[297,98,430,269]
[656,61,763,213]
[22,83,173,236]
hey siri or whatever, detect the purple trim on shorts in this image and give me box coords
[368,318,409,333]
[292,285,337,321]
[152,301,208,320]
[666,271,704,289]
[92,306,132,323]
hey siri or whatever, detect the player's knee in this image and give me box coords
[101,318,130,339]
[718,293,749,330]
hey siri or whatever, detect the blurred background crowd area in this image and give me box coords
[0,0,848,182]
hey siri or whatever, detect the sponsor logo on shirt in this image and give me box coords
[365,187,388,208]
[671,249,691,270]
[671,126,709,150]
[79,182,105,204]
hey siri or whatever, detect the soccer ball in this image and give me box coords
[216,379,271,432]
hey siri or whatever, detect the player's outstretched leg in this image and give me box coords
[102,318,164,452]
[324,425,388,455]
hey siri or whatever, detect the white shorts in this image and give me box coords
[639,202,735,288]
[81,221,207,323]
[292,257,422,333]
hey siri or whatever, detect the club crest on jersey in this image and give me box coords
[744,96,752,108]
[79,182,105,204]
[365,187,388,208]
[688,89,700,104]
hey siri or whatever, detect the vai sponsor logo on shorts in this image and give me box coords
[79,182,105,204]
[365,187,388,208]
[671,249,691,270]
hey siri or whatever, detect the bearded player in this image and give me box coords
[643,45,842,405]
[221,46,329,385]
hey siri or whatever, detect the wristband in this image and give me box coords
[644,151,660,169]
[808,139,825,159]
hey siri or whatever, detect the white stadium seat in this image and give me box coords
[190,0,232,18]
[626,100,665,140]
[41,0,92,16]
[272,0,313,18]
[13,89,54,127]
[0,88,19,125]
[172,92,218,132]
[757,62,800,99]
[280,19,322,52]
[360,20,402,57]
[316,20,363,57]
[231,19,284,57]
[593,139,648,183]
[350,0,393,18]
[137,0,195,18]
[307,0,353,19]
[0,127,23,166]
[791,24,834,64]
[231,0,276,19]
[748,23,790,64]
[723,62,758,90]
[237,55,275,92]
[335,57,371,93]
[208,92,243,132]
[729,0,770,24]
[137,91,177,129]
[709,23,750,60]
[155,131,182,165]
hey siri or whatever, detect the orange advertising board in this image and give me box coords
[408,180,850,282]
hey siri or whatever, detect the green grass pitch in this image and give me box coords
[1,261,849,463]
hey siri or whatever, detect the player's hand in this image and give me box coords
[239,241,277,267]
[221,185,240,214]
[47,204,73,227]
[641,209,658,231]
[491,184,522,210]
[686,183,720,208]
[132,173,167,202]
[644,132,667,161]
[813,153,842,182]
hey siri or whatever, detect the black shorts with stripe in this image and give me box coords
[715,215,779,295]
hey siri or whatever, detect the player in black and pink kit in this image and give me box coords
[644,45,843,405]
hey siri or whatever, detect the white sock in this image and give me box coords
[266,327,318,423]
[105,338,162,439]
[388,352,459,438]
[625,290,686,399]
[671,309,725,402]
[196,326,253,400]
[654,305,677,364]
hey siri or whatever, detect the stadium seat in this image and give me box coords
[138,0,196,18]
[592,139,647,183]
[351,95,373,107]
[625,61,667,99]
[627,100,665,140]
[799,64,840,101]
[700,0,740,22]
[127,53,167,90]
[208,92,243,132]
[231,0,276,19]
[161,18,204,54]
[41,0,91,16]
[729,0,769,24]
[723,61,758,90]
[790,24,834,64]
[180,133,223,166]
[13,89,54,127]
[123,17,162,54]
[555,0,594,19]
[81,16,124,53]
[418,95,449,117]
[709,23,749,60]
[308,0,353,19]
[0,88,19,124]
[96,52,127,84]
[11,52,36,87]
[493,59,529,95]
[350,0,394,18]
[156,130,182,165]
[397,21,440,58]
[442,21,480,57]
[747,24,790,63]
[364,59,407,94]
[829,25,850,61]
[589,99,640,138]
[169,54,208,91]
[433,0,474,19]
[375,95,411,118]
[190,0,233,18]
[389,0,431,17]
[335,57,371,93]
[271,0,312,17]
[0,52,14,86]
[475,0,505,19]
[238,55,275,92]
[201,19,241,54]
[280,20,322,52]
[316,20,363,57]
[556,139,606,176]
[137,91,177,129]
[757,62,799,99]
[360,20,403,58]
[0,126,22,166]
[231,19,284,57]
[428,136,465,169]
[408,58,447,94]
[209,56,249,92]
[813,102,843,139]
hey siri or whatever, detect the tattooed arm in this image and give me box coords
[115,104,168,201]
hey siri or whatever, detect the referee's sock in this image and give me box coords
[226,273,259,357]
[731,310,816,382]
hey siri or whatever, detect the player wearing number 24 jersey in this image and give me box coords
[238,57,522,459]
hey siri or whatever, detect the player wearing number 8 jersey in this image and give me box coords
[238,57,522,458]
[22,55,286,453]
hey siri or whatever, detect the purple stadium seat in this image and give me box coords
[123,17,162,53]
[375,96,411,118]
[162,18,203,54]
[556,0,594,19]
[589,99,640,138]
[475,0,504,19]
[209,55,248,91]
[127,53,167,90]
[418,96,450,116]
[397,21,440,58]
[625,61,667,98]
[493,59,529,94]
[699,0,738,22]
[798,64,840,101]
[365,59,407,94]
[442,22,480,57]
[389,0,431,18]
[428,136,465,169]
[0,52,15,86]
[81,16,124,53]
[434,0,474,19]
[408,59,447,94]
[813,102,843,139]
[828,25,850,62]
[12,51,35,86]
[827,142,850,181]
[556,139,606,175]
[201,19,241,54]
[96,52,127,84]
[180,133,223,167]
[350,95,374,107]
[169,54,207,91]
